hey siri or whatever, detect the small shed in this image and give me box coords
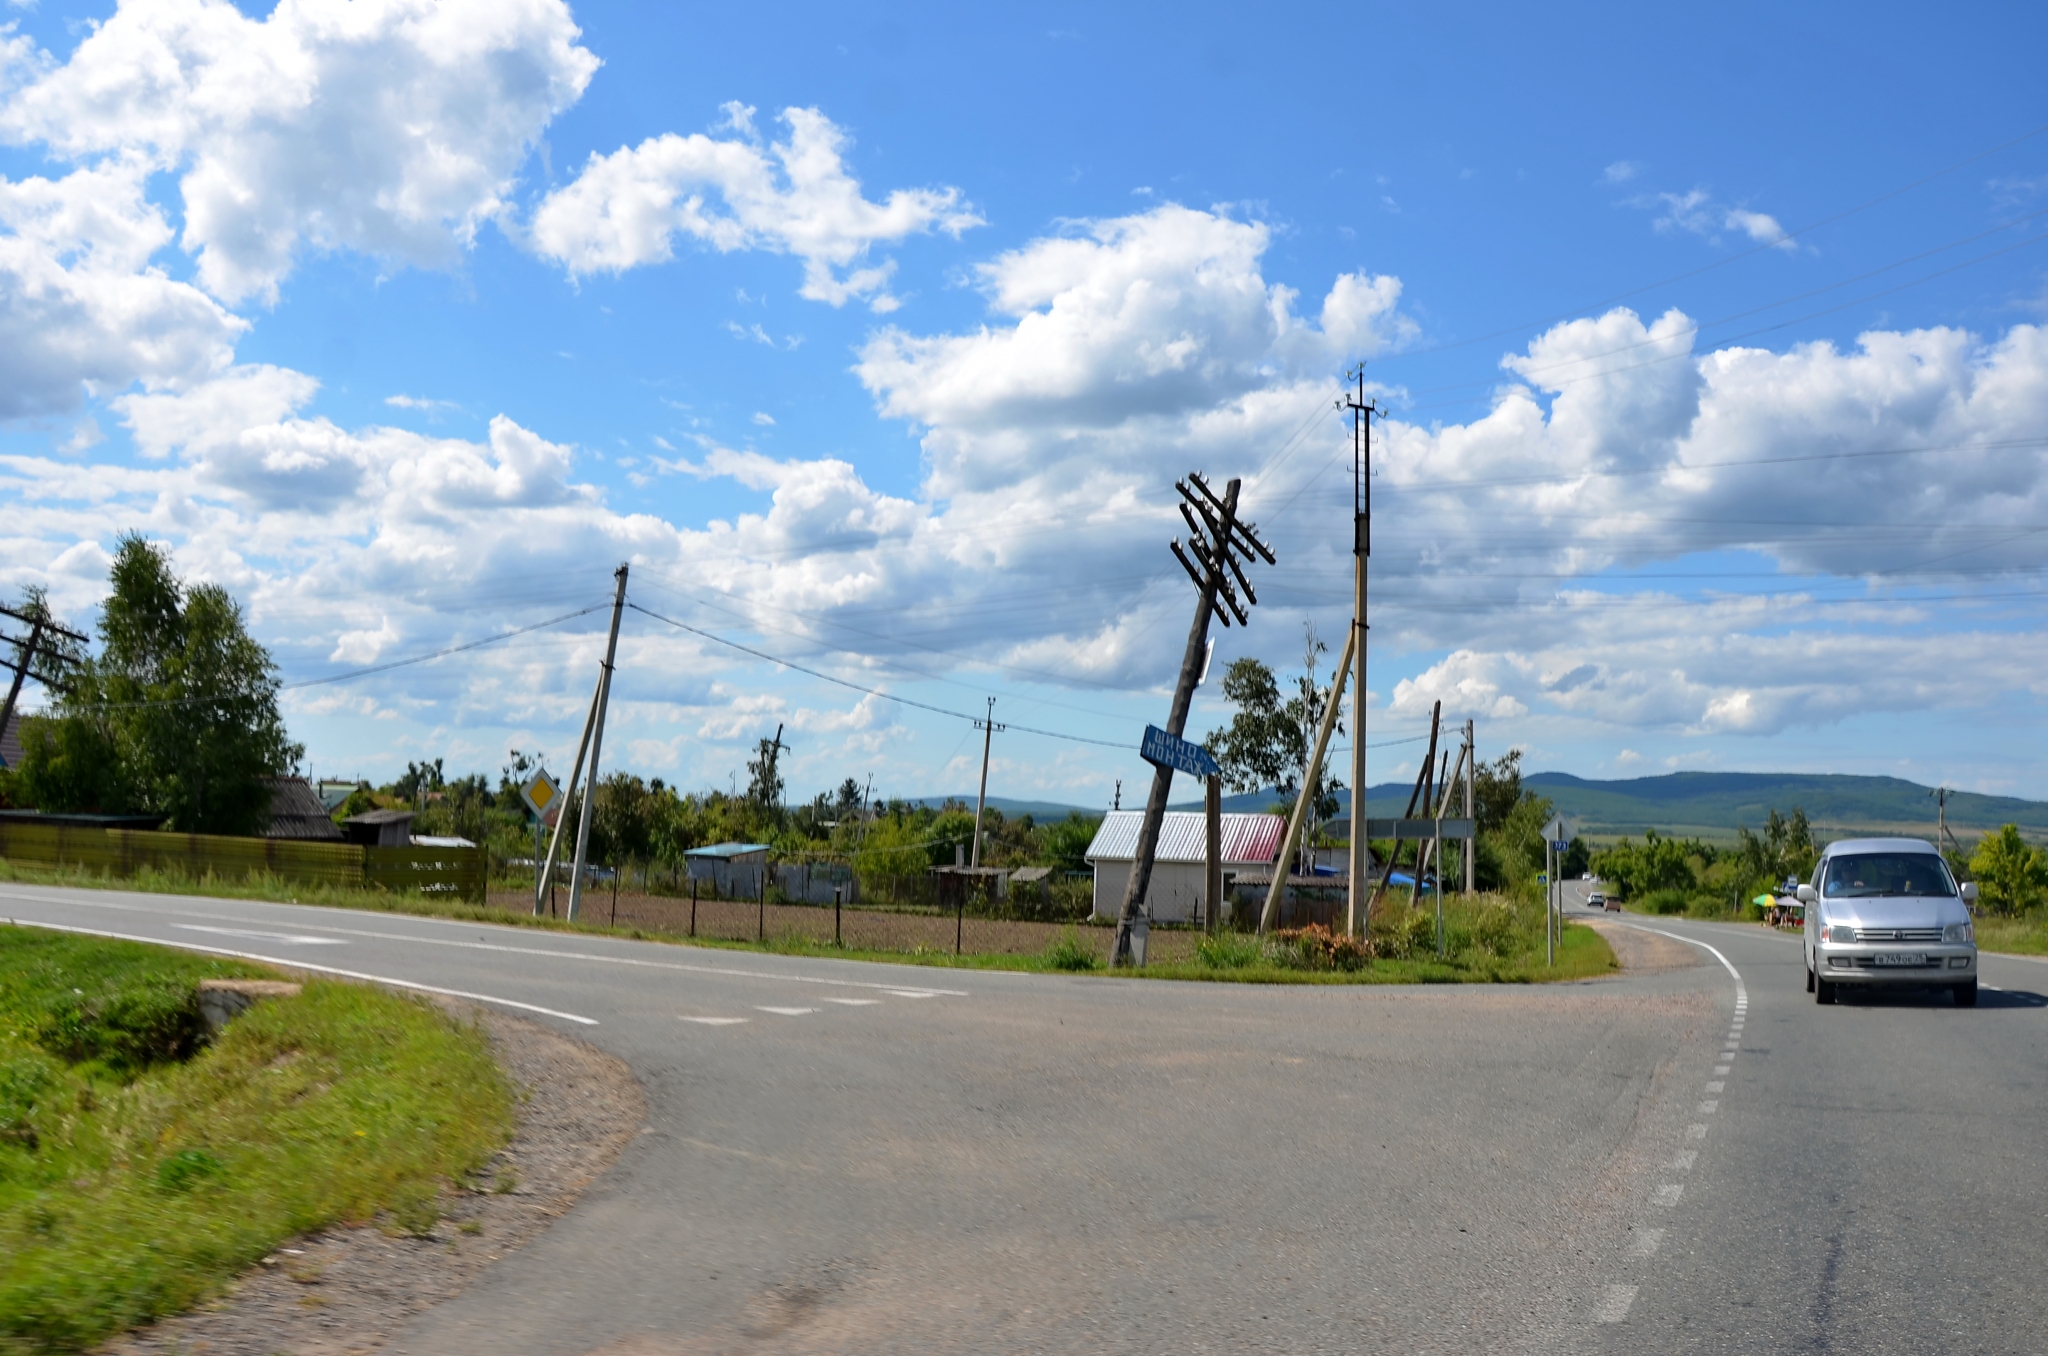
[341,808,415,847]
[1084,811,1286,923]
[684,842,771,898]
[262,776,344,841]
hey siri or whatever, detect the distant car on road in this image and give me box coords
[1800,837,1978,1006]
[1587,890,1608,909]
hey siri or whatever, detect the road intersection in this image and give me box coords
[3,880,2041,1354]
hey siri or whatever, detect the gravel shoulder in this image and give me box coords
[97,1003,646,1356]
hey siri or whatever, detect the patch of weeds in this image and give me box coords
[1195,931,1264,970]
[154,1148,226,1193]
[1267,924,1372,972]
[1041,928,1101,972]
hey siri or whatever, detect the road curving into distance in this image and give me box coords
[3,879,2041,1355]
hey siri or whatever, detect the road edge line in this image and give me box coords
[4,917,600,1025]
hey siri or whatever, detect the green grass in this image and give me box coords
[0,925,514,1353]
[1975,913,2048,956]
[0,857,1615,985]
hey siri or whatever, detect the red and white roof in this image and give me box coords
[1085,811,1285,866]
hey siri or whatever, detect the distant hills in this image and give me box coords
[1176,771,2048,845]
[1521,771,2048,844]
[916,772,2048,846]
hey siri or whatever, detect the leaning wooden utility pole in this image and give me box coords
[1260,626,1354,933]
[0,602,86,736]
[970,697,1004,868]
[567,564,630,923]
[1111,474,1275,967]
[1343,370,1382,937]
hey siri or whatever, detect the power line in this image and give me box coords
[625,601,1134,750]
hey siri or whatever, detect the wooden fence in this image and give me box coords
[0,820,484,902]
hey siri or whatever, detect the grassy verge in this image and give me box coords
[1976,914,2048,956]
[0,857,1615,984]
[0,924,514,1352]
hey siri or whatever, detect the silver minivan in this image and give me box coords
[1800,837,1978,1005]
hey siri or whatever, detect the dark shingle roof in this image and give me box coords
[263,776,345,841]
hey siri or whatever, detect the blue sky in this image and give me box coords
[3,0,2047,809]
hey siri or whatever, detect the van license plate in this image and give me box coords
[1873,953,1926,967]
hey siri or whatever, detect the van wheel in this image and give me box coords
[1816,975,1836,1005]
[1954,980,1978,1007]
[1806,966,1816,993]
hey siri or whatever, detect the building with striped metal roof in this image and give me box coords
[1084,811,1286,923]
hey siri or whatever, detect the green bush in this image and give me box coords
[33,980,207,1075]
[1640,887,1690,915]
[1267,924,1371,972]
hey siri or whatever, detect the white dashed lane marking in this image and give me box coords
[681,1017,749,1026]
[1595,1285,1640,1323]
[1597,921,1750,1329]
[176,924,346,946]
[822,998,880,1006]
[755,1006,818,1017]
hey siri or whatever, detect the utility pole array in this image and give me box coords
[1113,473,1275,967]
[535,564,629,920]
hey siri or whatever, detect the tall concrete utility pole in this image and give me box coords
[970,698,1004,868]
[568,563,630,922]
[1343,370,1382,937]
[1112,474,1276,967]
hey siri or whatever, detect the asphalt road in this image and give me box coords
[4,880,2044,1354]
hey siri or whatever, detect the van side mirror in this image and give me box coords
[1960,882,1979,903]
[1796,884,1817,904]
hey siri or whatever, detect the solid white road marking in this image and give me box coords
[755,1006,818,1016]
[822,998,880,1006]
[1630,1229,1665,1257]
[1594,1284,1640,1323]
[681,1017,749,1026]
[0,886,970,996]
[1668,1150,1698,1171]
[1653,1184,1685,1207]
[176,925,346,946]
[7,919,599,1024]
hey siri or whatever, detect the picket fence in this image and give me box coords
[0,820,485,902]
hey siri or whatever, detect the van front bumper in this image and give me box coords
[1819,945,1976,984]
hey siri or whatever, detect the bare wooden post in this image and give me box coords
[1265,627,1355,933]
[1205,773,1223,933]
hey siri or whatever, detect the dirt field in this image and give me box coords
[484,887,1214,964]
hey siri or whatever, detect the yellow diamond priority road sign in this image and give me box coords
[520,768,561,821]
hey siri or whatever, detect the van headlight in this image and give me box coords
[1824,924,1858,944]
[1944,921,1974,943]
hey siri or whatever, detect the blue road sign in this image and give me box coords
[1140,724,1221,778]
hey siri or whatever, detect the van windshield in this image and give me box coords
[1823,853,1956,899]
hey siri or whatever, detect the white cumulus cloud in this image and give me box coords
[530,103,982,311]
[0,0,600,304]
